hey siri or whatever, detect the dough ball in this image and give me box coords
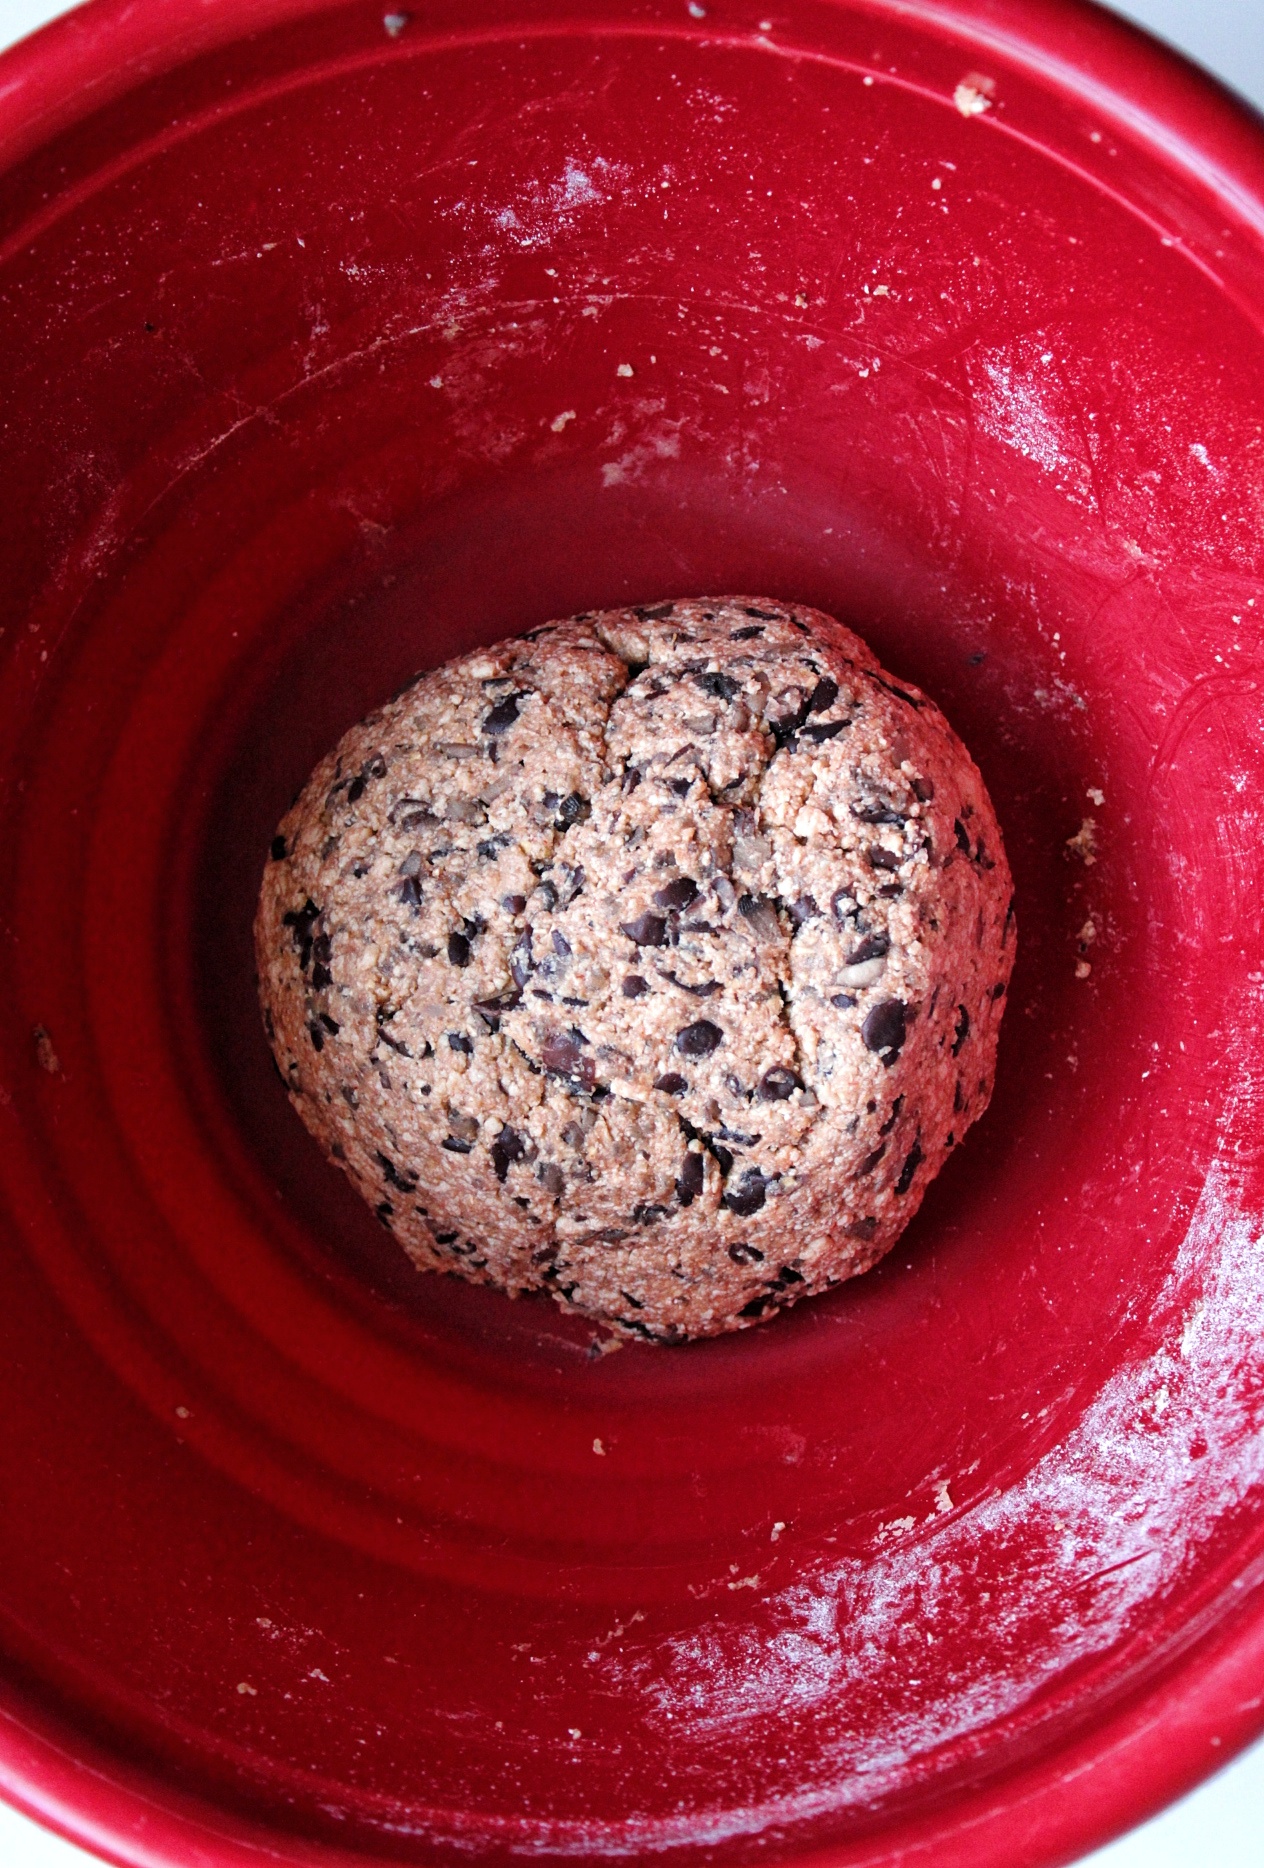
[256,598,1014,1341]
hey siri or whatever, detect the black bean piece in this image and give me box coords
[954,818,972,854]
[895,1139,924,1195]
[676,1019,722,1057]
[952,1005,971,1056]
[861,999,908,1063]
[270,835,288,860]
[666,973,722,997]
[807,676,839,714]
[632,1202,668,1225]
[852,802,907,826]
[556,792,590,828]
[346,775,366,803]
[448,931,471,967]
[712,1142,735,1175]
[398,874,423,910]
[731,624,764,639]
[831,888,859,924]
[490,1125,526,1181]
[622,975,649,998]
[476,990,523,1019]
[830,992,857,1009]
[620,911,667,947]
[502,893,527,914]
[694,670,742,702]
[847,931,891,966]
[867,845,901,872]
[758,1066,800,1102]
[802,721,847,743]
[307,1021,324,1051]
[634,602,675,620]
[537,1162,565,1197]
[668,776,692,797]
[774,1265,805,1285]
[879,1094,904,1135]
[992,981,1007,1000]
[879,883,903,899]
[728,1241,765,1264]
[654,1072,688,1095]
[447,1032,473,1054]
[510,931,533,985]
[723,1171,766,1216]
[857,1142,886,1176]
[553,930,572,957]
[319,1012,340,1035]
[743,605,781,620]
[484,694,522,734]
[534,879,559,911]
[676,1152,704,1205]
[541,1031,596,1091]
[654,875,699,912]
[911,775,935,802]
[789,894,819,927]
[311,964,332,991]
[738,894,781,940]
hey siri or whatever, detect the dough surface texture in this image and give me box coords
[257,598,1014,1340]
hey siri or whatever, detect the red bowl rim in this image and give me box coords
[3,0,1264,1863]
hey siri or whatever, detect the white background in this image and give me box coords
[0,0,1261,1862]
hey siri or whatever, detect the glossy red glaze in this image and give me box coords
[2,1,1264,1864]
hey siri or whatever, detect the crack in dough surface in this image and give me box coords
[256,598,1015,1340]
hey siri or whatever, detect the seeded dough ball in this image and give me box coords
[257,598,1014,1341]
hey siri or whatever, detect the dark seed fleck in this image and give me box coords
[622,975,649,998]
[911,775,935,802]
[447,1032,473,1054]
[880,1094,904,1135]
[676,1152,704,1205]
[954,818,972,854]
[895,1139,924,1195]
[654,1072,688,1095]
[731,624,764,639]
[831,889,859,924]
[728,1241,765,1265]
[484,694,522,734]
[867,845,901,872]
[270,835,288,860]
[952,1005,971,1056]
[744,605,781,620]
[442,1137,473,1154]
[831,992,857,1009]
[319,1012,339,1035]
[537,1162,565,1196]
[307,1021,324,1051]
[553,929,572,957]
[676,1019,723,1057]
[802,720,848,743]
[346,775,366,803]
[789,894,819,927]
[992,981,1007,1000]
[503,893,527,914]
[654,875,699,912]
[857,1142,886,1176]
[398,874,423,910]
[758,1066,800,1102]
[807,676,839,714]
[847,1216,879,1241]
[620,911,667,947]
[311,964,332,991]
[861,999,908,1063]
[668,776,692,797]
[712,1143,734,1175]
[447,931,471,967]
[632,1202,668,1225]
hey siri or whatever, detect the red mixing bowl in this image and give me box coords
[2,0,1264,1863]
